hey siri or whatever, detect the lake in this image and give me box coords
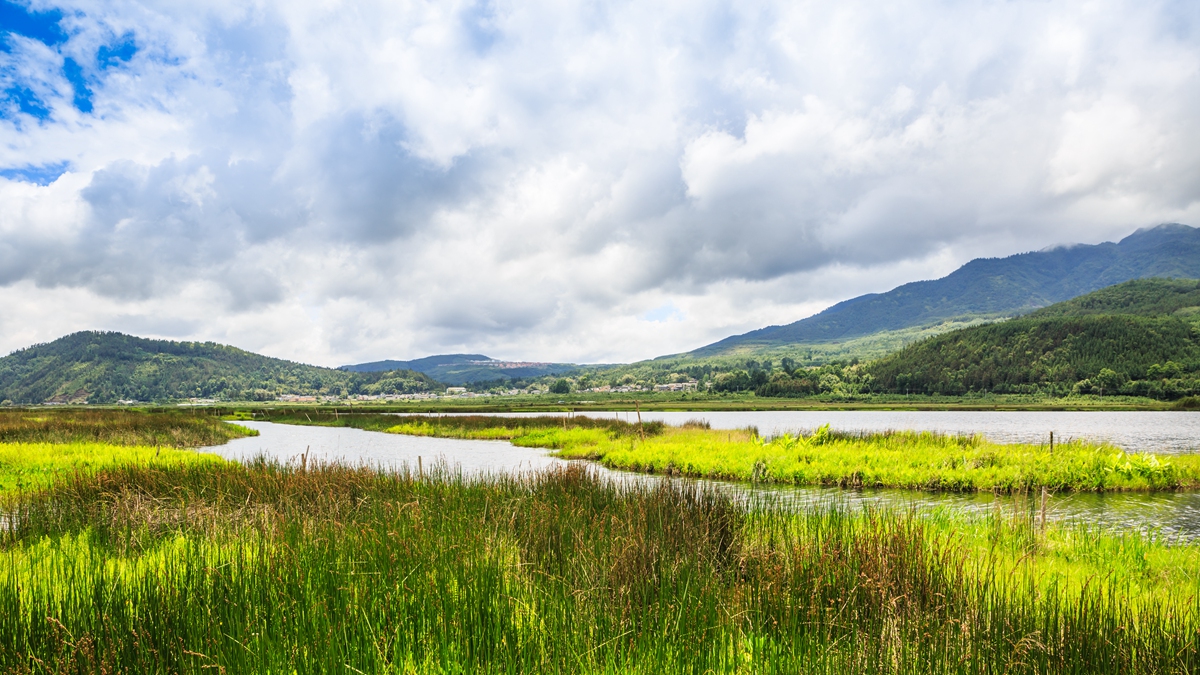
[210,414,1200,539]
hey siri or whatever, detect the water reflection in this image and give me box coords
[207,421,1200,540]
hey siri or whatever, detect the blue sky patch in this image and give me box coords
[0,0,66,50]
[61,57,92,112]
[3,84,50,119]
[98,35,136,68]
[0,160,69,185]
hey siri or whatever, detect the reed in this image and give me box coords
[0,460,1196,673]
[0,410,247,496]
[0,409,255,447]
[0,442,226,495]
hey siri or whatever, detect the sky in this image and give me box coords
[1,0,1199,367]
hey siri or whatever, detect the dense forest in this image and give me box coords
[0,332,441,404]
[861,279,1200,398]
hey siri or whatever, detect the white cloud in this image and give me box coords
[0,0,1198,365]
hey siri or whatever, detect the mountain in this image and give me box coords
[0,331,441,404]
[863,279,1200,398]
[688,223,1200,358]
[340,353,578,386]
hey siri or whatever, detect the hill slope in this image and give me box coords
[0,332,441,404]
[865,279,1200,398]
[340,353,578,385]
[691,223,1200,358]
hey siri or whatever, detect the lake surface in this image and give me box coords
[209,419,1200,539]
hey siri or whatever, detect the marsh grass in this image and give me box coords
[0,409,255,447]
[0,442,227,495]
[0,410,248,496]
[552,425,1200,491]
[0,461,1197,673]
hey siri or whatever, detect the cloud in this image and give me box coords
[0,0,1198,365]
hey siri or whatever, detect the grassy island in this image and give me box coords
[266,412,1200,492]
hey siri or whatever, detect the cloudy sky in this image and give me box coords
[1,0,1198,366]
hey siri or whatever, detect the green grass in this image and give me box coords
[2,460,1198,673]
[0,409,256,447]
[0,442,227,495]
[0,409,250,495]
[550,426,1200,492]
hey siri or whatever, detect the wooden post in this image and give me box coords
[1049,431,1054,453]
[635,400,645,442]
[418,456,423,478]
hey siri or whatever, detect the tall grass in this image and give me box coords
[0,442,226,495]
[1,461,1197,673]
[0,409,255,447]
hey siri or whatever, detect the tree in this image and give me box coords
[550,379,571,394]
[1095,368,1123,396]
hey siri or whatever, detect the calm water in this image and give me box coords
[209,419,1200,540]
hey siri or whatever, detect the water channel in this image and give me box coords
[208,414,1200,540]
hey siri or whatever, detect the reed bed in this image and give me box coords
[0,410,255,447]
[0,442,226,495]
[0,410,250,496]
[1,460,1197,673]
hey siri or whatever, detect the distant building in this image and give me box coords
[446,387,467,395]
[653,380,699,392]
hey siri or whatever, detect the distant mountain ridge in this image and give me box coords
[0,331,441,404]
[340,353,578,385]
[689,223,1200,358]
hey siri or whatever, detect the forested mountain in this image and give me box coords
[341,353,578,385]
[689,223,1200,358]
[0,332,441,404]
[863,279,1200,398]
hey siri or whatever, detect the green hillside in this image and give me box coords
[0,332,441,404]
[687,223,1200,359]
[864,279,1200,398]
[1025,277,1200,318]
